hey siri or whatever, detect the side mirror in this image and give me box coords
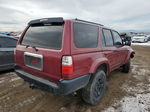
[115,42,122,46]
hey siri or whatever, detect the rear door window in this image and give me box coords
[102,29,114,46]
[21,25,63,50]
[73,23,99,48]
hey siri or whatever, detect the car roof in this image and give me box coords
[71,19,115,31]
[0,34,18,40]
[28,17,116,31]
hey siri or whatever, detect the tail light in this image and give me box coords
[62,56,73,74]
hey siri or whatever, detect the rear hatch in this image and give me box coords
[15,18,65,83]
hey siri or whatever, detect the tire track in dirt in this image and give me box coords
[102,45,150,112]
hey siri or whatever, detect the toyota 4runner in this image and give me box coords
[15,18,134,105]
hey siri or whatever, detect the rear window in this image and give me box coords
[21,25,63,50]
[73,23,99,48]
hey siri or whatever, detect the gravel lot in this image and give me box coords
[0,45,150,112]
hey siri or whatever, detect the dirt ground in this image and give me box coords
[0,45,150,112]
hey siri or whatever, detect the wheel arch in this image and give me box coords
[130,51,135,58]
[89,58,110,76]
[125,51,135,64]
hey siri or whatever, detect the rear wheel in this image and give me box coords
[81,69,106,105]
[122,60,131,73]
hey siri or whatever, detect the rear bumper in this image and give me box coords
[15,69,90,95]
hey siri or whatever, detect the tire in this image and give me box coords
[81,69,106,105]
[122,60,131,73]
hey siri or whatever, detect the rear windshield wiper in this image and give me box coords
[26,45,30,48]
[25,45,38,51]
[32,46,38,51]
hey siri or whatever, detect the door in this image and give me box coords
[0,37,7,70]
[112,31,127,65]
[0,37,17,71]
[102,29,119,71]
[2,38,17,64]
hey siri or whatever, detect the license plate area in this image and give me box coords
[24,52,43,71]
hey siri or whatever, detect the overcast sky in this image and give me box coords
[0,0,150,32]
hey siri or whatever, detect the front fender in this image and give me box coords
[89,58,110,74]
[125,49,135,64]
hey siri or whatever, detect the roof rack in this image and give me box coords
[74,18,104,26]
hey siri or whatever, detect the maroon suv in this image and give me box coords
[15,18,134,105]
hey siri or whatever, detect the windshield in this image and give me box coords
[21,25,63,50]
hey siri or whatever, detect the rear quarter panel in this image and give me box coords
[63,22,109,79]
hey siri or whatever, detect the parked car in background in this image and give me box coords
[0,32,10,36]
[146,35,150,41]
[0,35,18,71]
[120,33,132,46]
[14,34,22,39]
[132,35,148,43]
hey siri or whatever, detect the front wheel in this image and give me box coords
[81,69,106,105]
[122,60,131,73]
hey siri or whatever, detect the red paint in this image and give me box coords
[62,65,73,75]
[15,19,134,83]
[31,58,39,65]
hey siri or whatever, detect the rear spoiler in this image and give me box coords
[28,17,64,25]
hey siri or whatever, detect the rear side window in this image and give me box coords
[102,29,114,46]
[112,31,122,46]
[73,23,99,48]
[21,25,63,50]
[0,37,17,48]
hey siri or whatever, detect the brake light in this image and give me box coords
[62,56,73,74]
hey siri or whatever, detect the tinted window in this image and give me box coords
[73,23,99,48]
[21,25,63,50]
[102,33,105,46]
[103,29,113,46]
[5,38,17,47]
[112,31,122,46]
[0,37,17,48]
[0,38,5,48]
